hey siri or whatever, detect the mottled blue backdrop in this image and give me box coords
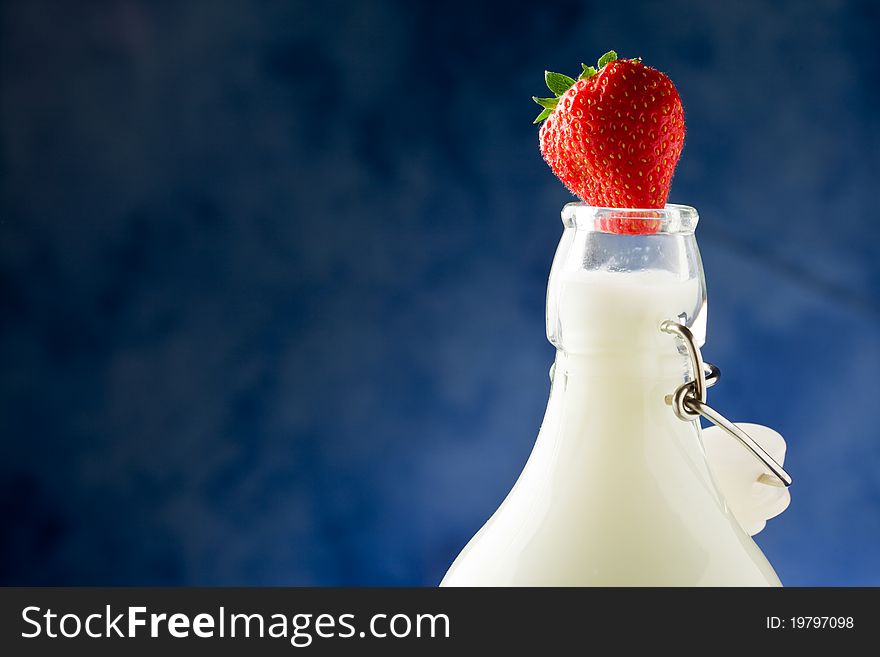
[1,0,878,585]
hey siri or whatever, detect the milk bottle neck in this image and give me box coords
[546,204,707,364]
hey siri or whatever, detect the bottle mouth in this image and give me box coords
[561,203,699,235]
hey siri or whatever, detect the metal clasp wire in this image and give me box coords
[660,320,792,488]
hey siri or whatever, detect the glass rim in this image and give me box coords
[561,203,699,234]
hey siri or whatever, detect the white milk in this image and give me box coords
[441,268,780,586]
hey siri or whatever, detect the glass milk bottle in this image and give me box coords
[441,204,783,586]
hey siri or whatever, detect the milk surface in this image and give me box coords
[555,268,701,354]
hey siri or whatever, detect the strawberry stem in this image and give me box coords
[532,51,626,124]
[597,50,617,68]
[579,64,597,80]
[532,96,559,110]
[533,108,552,124]
[544,71,576,96]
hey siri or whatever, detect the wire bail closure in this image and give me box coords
[660,320,792,488]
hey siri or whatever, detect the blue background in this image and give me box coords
[1,0,878,585]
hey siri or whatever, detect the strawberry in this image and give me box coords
[533,51,685,233]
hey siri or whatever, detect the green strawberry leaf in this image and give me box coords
[533,108,553,124]
[544,71,576,96]
[532,96,559,110]
[597,50,618,68]
[579,64,597,80]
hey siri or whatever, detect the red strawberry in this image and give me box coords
[534,51,685,233]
